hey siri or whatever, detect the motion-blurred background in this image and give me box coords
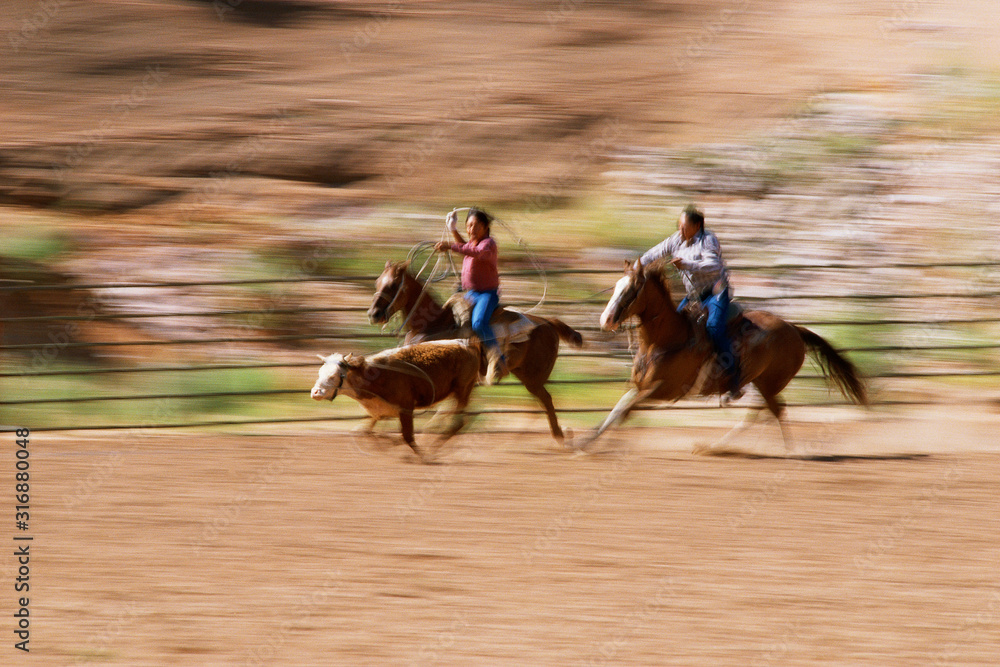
[3,0,998,431]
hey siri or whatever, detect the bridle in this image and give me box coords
[608,273,645,328]
[371,272,407,323]
[372,266,439,338]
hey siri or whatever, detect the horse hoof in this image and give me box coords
[559,428,573,449]
[692,442,714,456]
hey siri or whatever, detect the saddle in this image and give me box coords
[680,299,746,339]
[679,299,761,360]
[443,294,536,350]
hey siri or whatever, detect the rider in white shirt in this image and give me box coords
[640,205,743,402]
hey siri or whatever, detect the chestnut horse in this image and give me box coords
[586,261,867,452]
[367,261,584,444]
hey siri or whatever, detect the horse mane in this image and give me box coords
[643,264,676,307]
[399,263,445,308]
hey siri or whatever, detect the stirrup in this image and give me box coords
[720,387,744,407]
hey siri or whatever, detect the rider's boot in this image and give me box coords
[720,368,744,406]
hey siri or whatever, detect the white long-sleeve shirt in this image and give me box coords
[640,229,730,298]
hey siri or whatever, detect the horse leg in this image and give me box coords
[703,402,765,453]
[520,377,565,445]
[763,393,794,452]
[577,383,660,452]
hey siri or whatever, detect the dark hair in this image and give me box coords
[466,208,493,233]
[681,204,704,229]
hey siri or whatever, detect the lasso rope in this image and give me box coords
[442,206,549,313]
[377,241,453,340]
[384,207,549,342]
[335,356,438,407]
[367,358,437,406]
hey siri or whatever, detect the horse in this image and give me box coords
[367,260,584,445]
[587,261,868,452]
[311,340,481,461]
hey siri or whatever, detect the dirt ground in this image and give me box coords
[3,1,1000,664]
[13,410,1000,665]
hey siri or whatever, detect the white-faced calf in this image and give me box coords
[311,340,481,459]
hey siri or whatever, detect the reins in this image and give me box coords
[379,243,453,339]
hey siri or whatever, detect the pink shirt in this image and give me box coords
[451,237,499,291]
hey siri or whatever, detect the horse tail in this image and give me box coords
[547,318,584,348]
[795,326,869,405]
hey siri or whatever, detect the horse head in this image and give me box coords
[600,260,650,331]
[368,260,412,325]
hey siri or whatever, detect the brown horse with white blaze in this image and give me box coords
[367,260,584,445]
[311,340,481,460]
[587,261,868,452]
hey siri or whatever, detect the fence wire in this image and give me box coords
[3,264,998,432]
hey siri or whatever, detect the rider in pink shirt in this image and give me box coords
[435,208,506,381]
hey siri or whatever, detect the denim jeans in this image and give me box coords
[465,289,500,353]
[678,287,740,392]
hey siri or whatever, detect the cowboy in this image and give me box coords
[639,204,743,402]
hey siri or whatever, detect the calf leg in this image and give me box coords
[437,392,470,443]
[354,416,378,434]
[398,410,421,458]
[350,416,397,455]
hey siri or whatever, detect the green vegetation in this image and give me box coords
[6,71,1000,431]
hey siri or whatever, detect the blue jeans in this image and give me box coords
[678,288,741,392]
[465,289,500,353]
